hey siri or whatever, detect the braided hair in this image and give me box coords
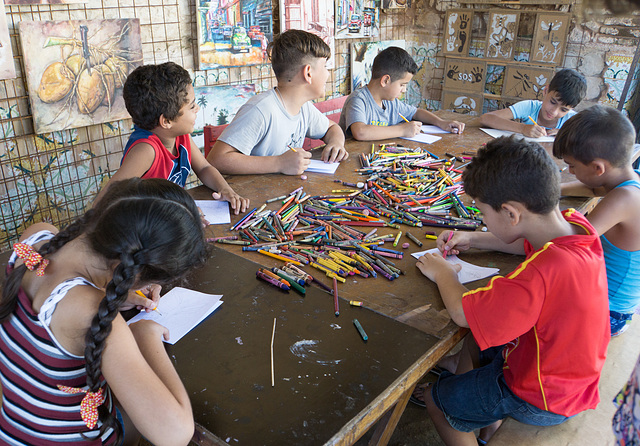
[2,178,208,440]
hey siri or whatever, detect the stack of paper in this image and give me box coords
[411,248,500,284]
[400,133,442,144]
[195,200,231,225]
[480,127,555,143]
[128,287,223,344]
[305,159,340,174]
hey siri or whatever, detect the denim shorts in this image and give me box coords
[431,346,571,432]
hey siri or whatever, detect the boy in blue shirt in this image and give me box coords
[553,105,640,336]
[339,46,464,140]
[481,68,586,139]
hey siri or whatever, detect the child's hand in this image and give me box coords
[321,143,349,163]
[416,252,462,283]
[278,148,311,175]
[401,121,423,137]
[440,120,465,134]
[522,123,547,138]
[123,284,162,312]
[212,187,250,215]
[437,230,471,256]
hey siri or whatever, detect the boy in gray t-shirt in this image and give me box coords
[339,47,464,140]
[207,30,348,175]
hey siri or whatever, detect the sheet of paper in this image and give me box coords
[400,133,442,144]
[305,159,340,174]
[195,200,231,225]
[127,287,223,345]
[480,127,555,143]
[411,248,500,284]
[420,125,450,134]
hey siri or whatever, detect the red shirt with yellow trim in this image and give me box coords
[462,209,609,417]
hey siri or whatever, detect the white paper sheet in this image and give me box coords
[400,133,442,144]
[411,248,500,284]
[305,159,340,174]
[420,125,450,134]
[127,287,223,344]
[195,200,231,225]
[480,127,555,143]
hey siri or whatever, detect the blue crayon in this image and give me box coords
[353,319,368,341]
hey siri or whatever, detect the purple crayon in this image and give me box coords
[256,270,290,290]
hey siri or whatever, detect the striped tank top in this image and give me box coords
[0,231,118,445]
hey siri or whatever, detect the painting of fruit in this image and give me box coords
[19,19,142,134]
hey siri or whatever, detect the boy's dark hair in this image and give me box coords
[371,46,418,82]
[547,68,587,108]
[268,29,331,82]
[122,62,192,130]
[553,104,636,168]
[1,178,207,443]
[463,136,560,214]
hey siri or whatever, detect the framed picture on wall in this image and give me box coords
[530,12,570,65]
[19,19,143,134]
[503,65,554,100]
[280,0,335,68]
[441,90,482,115]
[335,0,380,40]
[484,11,520,60]
[443,57,486,93]
[442,9,473,57]
[196,0,273,70]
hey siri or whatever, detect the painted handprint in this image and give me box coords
[447,65,459,79]
[471,66,483,83]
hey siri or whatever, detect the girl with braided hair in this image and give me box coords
[0,178,208,446]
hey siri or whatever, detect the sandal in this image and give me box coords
[409,382,432,408]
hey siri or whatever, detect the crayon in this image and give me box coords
[256,270,290,290]
[333,276,339,316]
[349,300,363,307]
[353,319,368,341]
[135,290,162,315]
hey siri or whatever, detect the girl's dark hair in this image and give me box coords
[1,178,208,441]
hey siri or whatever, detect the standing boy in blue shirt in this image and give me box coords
[339,46,464,140]
[553,105,640,336]
[207,30,348,176]
[481,68,586,139]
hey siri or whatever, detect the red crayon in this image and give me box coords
[333,276,339,317]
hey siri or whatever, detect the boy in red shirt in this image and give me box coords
[414,136,610,445]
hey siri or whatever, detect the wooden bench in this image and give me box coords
[488,319,640,445]
[202,95,347,157]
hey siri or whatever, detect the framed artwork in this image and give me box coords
[351,40,405,92]
[335,0,380,40]
[0,1,16,79]
[196,0,273,70]
[441,91,482,115]
[530,13,570,65]
[484,11,519,60]
[5,0,86,4]
[191,83,256,149]
[280,0,335,68]
[19,19,143,134]
[443,57,486,93]
[382,0,409,9]
[442,10,473,56]
[503,65,554,100]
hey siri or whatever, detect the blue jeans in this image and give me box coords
[431,346,571,432]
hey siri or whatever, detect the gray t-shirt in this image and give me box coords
[339,86,418,138]
[218,89,330,156]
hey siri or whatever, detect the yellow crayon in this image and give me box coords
[135,290,162,315]
[425,234,438,240]
[393,231,403,247]
[349,300,363,307]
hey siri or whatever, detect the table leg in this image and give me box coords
[367,386,414,446]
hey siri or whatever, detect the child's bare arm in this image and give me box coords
[480,108,546,138]
[349,120,422,140]
[437,230,526,256]
[560,180,606,197]
[189,137,249,214]
[413,109,465,134]
[583,187,635,236]
[320,122,348,163]
[207,140,311,175]
[93,144,155,205]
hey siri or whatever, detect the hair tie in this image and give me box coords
[13,243,49,276]
[57,385,105,429]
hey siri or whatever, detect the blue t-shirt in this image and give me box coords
[339,86,417,138]
[509,100,576,129]
[602,170,640,314]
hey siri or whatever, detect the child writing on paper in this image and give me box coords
[95,62,249,214]
[480,68,586,139]
[0,178,208,446]
[339,46,464,140]
[553,105,640,336]
[206,29,348,176]
[412,136,609,446]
